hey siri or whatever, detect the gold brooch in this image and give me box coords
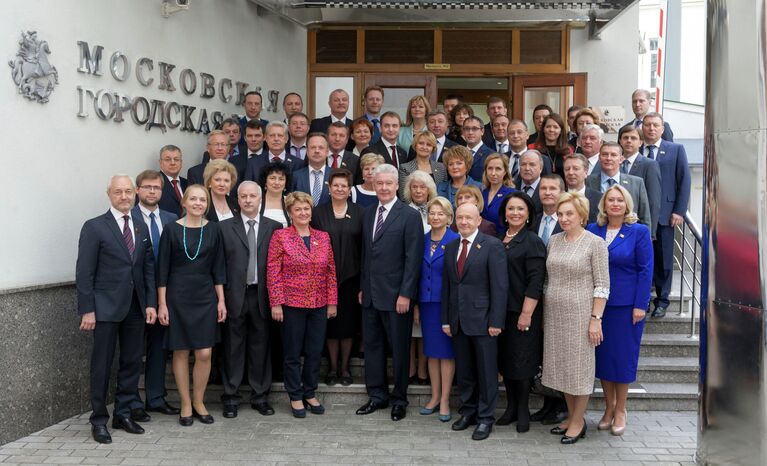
[476,244,482,249]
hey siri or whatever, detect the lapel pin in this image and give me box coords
[313,240,319,246]
[476,244,482,249]
[345,214,351,219]
[619,234,625,238]
[440,245,445,250]
[496,193,502,198]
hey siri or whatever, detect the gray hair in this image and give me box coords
[520,149,544,168]
[107,174,135,192]
[403,170,438,204]
[579,124,604,141]
[237,180,263,197]
[373,163,398,181]
[159,144,181,158]
[265,120,288,134]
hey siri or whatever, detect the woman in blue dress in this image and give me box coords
[416,196,459,422]
[481,153,516,232]
[586,184,653,436]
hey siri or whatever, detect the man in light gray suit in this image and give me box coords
[618,125,662,238]
[586,142,651,228]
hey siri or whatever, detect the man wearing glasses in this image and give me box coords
[187,130,230,185]
[157,145,187,215]
[462,116,494,181]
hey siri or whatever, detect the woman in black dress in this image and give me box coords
[158,184,227,426]
[495,192,546,433]
[311,169,363,386]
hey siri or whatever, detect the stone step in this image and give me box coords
[637,356,699,383]
[643,312,700,335]
[640,333,700,358]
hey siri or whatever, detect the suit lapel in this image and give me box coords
[459,234,483,281]
[232,215,249,249]
[608,224,630,251]
[374,201,402,242]
[104,211,133,261]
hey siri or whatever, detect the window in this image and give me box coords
[519,30,562,65]
[365,30,434,63]
[442,30,512,64]
[316,30,357,63]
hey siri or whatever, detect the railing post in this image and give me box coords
[678,223,686,315]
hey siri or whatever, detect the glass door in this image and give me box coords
[512,73,587,128]
[363,74,438,121]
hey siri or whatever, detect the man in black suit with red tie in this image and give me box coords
[442,203,507,441]
[76,175,157,444]
[361,111,409,168]
[158,145,187,216]
[309,89,353,135]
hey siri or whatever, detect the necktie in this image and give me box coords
[541,216,552,246]
[621,159,630,174]
[246,219,257,284]
[498,142,507,154]
[511,154,520,179]
[523,185,532,195]
[373,205,386,242]
[171,179,182,202]
[148,212,160,260]
[634,119,642,128]
[292,145,303,160]
[607,178,617,190]
[435,142,442,161]
[122,215,135,256]
[647,145,656,160]
[371,118,381,142]
[331,153,340,169]
[457,239,469,279]
[390,145,398,168]
[311,170,322,206]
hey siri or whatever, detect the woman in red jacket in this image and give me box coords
[267,191,338,418]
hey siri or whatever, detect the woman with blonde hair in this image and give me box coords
[481,153,516,232]
[398,131,447,198]
[202,159,239,222]
[398,95,432,150]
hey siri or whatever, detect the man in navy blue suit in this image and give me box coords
[426,110,457,162]
[286,112,310,162]
[482,97,508,148]
[291,133,331,206]
[76,175,157,444]
[642,112,691,317]
[131,170,179,417]
[239,91,269,145]
[489,115,512,156]
[282,92,303,124]
[629,89,674,142]
[618,125,662,237]
[327,122,361,184]
[157,145,187,216]
[361,112,409,168]
[563,154,601,223]
[462,116,494,181]
[187,130,229,186]
[245,121,304,184]
[243,119,267,161]
[309,89,353,135]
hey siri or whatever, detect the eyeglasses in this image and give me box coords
[462,126,482,132]
[160,157,182,163]
[139,185,162,192]
[210,143,229,148]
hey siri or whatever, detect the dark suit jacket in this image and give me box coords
[205,193,240,222]
[186,162,206,186]
[220,214,282,318]
[467,144,494,181]
[76,211,157,321]
[628,154,662,236]
[627,119,674,142]
[643,141,691,226]
[514,181,542,216]
[158,172,187,216]
[586,172,652,228]
[441,232,508,336]
[309,115,352,134]
[333,150,362,185]
[587,222,653,310]
[292,166,331,206]
[244,152,305,184]
[583,187,602,223]
[360,200,424,310]
[361,140,410,167]
[499,228,546,314]
[130,206,177,242]
[481,123,495,148]
[531,212,564,236]
[434,137,458,163]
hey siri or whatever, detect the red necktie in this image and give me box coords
[457,239,469,278]
[122,215,135,256]
[171,179,182,201]
[390,146,398,168]
[332,153,340,169]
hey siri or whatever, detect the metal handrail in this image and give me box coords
[673,211,702,338]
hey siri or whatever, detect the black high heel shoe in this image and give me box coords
[192,408,214,424]
[550,425,567,435]
[560,424,587,445]
[291,401,306,418]
[303,398,325,415]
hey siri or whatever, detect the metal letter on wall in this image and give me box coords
[76,40,103,75]
[267,90,279,113]
[9,31,59,103]
[157,61,176,91]
[109,51,130,82]
[136,57,154,86]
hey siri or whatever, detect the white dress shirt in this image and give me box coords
[624,152,639,173]
[138,204,164,237]
[468,141,484,156]
[456,229,480,262]
[372,197,397,241]
[537,212,558,238]
[110,207,135,245]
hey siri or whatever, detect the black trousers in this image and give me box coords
[452,329,499,424]
[281,306,327,401]
[362,307,413,407]
[221,286,272,405]
[138,321,168,409]
[89,295,145,426]
[653,224,675,308]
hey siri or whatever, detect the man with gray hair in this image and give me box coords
[187,130,229,185]
[244,121,304,183]
[76,175,157,444]
[357,164,424,422]
[515,150,545,214]
[218,181,283,418]
[310,88,353,134]
[578,124,604,175]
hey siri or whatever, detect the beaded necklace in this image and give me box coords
[182,217,204,261]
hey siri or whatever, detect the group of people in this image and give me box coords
[76,86,691,445]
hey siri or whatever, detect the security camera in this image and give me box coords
[161,0,189,17]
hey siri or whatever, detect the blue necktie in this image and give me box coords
[311,170,322,206]
[647,145,656,160]
[371,118,381,143]
[149,212,160,260]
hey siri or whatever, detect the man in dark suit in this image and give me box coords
[462,116,494,181]
[586,142,652,228]
[579,124,604,176]
[642,112,691,317]
[187,130,230,186]
[286,112,310,161]
[239,91,269,144]
[243,119,267,161]
[76,175,158,444]
[508,120,531,180]
[222,118,248,186]
[489,115,512,156]
[158,145,187,216]
[356,164,424,421]
[362,86,385,144]
[327,122,360,184]
[619,125,662,237]
[310,89,353,134]
[282,92,303,124]
[441,203,507,441]
[563,154,601,223]
[244,121,304,184]
[628,89,674,142]
[532,174,566,241]
[482,97,508,148]
[219,181,282,419]
[515,150,545,214]
[426,110,457,162]
[292,134,332,206]
[130,171,179,417]
[361,111,409,168]
[528,104,553,146]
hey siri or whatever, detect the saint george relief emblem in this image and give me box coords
[8,30,59,103]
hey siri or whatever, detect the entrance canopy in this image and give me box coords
[250,0,636,37]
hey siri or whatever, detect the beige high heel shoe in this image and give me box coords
[597,413,613,430]
[610,410,627,436]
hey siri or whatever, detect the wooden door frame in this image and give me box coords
[511,73,587,120]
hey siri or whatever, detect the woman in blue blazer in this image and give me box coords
[416,196,460,422]
[586,184,653,437]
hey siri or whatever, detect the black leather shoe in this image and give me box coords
[561,424,587,445]
[251,401,275,416]
[223,404,238,418]
[495,408,517,426]
[325,374,338,386]
[356,400,389,415]
[652,305,667,318]
[550,425,567,435]
[91,425,112,444]
[112,415,145,434]
[472,423,493,441]
[192,408,214,424]
[146,401,180,415]
[530,405,553,422]
[340,372,353,386]
[303,399,325,415]
[542,409,569,425]
[130,408,151,423]
[390,405,406,421]
[178,415,193,427]
[451,416,477,431]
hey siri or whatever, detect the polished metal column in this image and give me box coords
[699,1,767,464]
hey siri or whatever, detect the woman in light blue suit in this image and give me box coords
[416,196,459,422]
[586,184,653,437]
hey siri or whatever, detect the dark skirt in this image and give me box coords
[326,276,361,339]
[166,275,218,351]
[498,308,542,380]
[596,304,645,383]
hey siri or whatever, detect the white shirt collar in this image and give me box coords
[461,228,480,244]
[521,177,540,191]
[110,207,131,224]
[138,203,159,218]
[383,139,397,149]
[163,172,179,183]
[241,212,259,225]
[625,152,639,164]
[377,197,397,212]
[468,141,484,153]
[571,186,586,195]
[330,114,345,123]
[645,139,661,148]
[309,164,327,175]
[494,139,510,147]
[269,150,287,160]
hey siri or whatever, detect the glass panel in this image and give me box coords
[314,77,355,120]
[316,30,357,63]
[519,30,562,64]
[523,86,573,130]
[442,30,512,64]
[381,87,424,122]
[365,30,434,63]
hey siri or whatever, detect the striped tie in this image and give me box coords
[311,170,322,206]
[373,205,386,242]
[122,215,135,256]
